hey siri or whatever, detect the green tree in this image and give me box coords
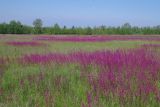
[0,23,8,34]
[53,23,61,34]
[9,20,17,34]
[33,19,43,34]
[122,23,131,29]
[8,20,23,34]
[121,23,132,34]
[86,27,92,35]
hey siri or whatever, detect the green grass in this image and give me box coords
[0,39,159,56]
[0,64,90,107]
[0,35,160,107]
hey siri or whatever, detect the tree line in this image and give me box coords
[0,19,160,35]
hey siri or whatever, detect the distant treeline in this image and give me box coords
[0,19,160,35]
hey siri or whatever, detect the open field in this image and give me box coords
[0,35,160,107]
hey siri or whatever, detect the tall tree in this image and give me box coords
[33,18,43,34]
[0,23,8,34]
[122,23,132,29]
[86,27,92,35]
[53,23,60,34]
[121,23,132,34]
[8,20,23,34]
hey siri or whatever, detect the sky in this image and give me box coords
[0,0,160,27]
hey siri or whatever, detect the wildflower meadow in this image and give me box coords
[0,35,160,107]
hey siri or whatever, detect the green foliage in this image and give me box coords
[0,35,160,106]
[1,20,160,35]
[0,21,32,34]
[33,19,43,34]
[0,23,8,34]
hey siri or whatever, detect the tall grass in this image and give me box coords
[17,47,160,106]
[0,35,160,107]
[6,41,45,46]
[34,35,160,42]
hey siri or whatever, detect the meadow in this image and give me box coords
[0,34,160,107]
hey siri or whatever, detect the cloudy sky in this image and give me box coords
[0,0,160,27]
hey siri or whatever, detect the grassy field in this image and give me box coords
[0,35,160,107]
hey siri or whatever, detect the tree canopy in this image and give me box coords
[0,19,160,35]
[33,19,43,34]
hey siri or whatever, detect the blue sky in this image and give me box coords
[0,0,160,27]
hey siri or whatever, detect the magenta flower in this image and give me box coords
[34,35,160,42]
[6,41,45,46]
